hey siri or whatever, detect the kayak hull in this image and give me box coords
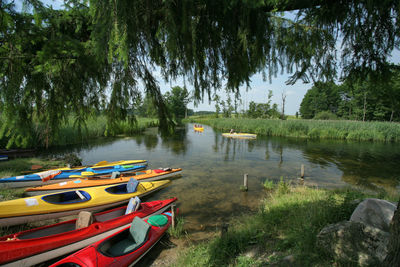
[0,164,147,188]
[25,168,182,196]
[222,133,257,139]
[0,180,171,227]
[0,198,177,267]
[51,211,175,267]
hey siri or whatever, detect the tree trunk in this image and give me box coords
[281,93,286,120]
[363,92,367,122]
[383,200,400,266]
[390,110,394,122]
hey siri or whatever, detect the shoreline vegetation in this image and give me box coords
[186,117,400,142]
[0,116,158,149]
[176,181,398,266]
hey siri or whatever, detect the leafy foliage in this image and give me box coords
[1,0,400,147]
[300,69,400,121]
[246,90,280,119]
[164,86,190,123]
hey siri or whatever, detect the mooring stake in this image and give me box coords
[171,204,176,229]
[241,173,248,191]
[301,164,305,178]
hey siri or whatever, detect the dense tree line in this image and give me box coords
[300,68,400,121]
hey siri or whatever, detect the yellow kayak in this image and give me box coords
[25,168,182,196]
[0,180,170,227]
[222,133,257,139]
[194,127,204,131]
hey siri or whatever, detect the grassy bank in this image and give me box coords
[186,117,400,142]
[0,116,158,148]
[176,182,398,266]
[55,116,158,146]
[0,157,67,201]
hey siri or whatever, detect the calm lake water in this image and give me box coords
[40,123,400,232]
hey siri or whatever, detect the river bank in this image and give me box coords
[168,183,398,266]
[186,117,400,142]
[0,115,158,149]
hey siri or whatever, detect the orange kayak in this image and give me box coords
[25,168,182,196]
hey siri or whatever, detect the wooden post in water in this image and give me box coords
[301,164,305,178]
[171,204,176,229]
[241,173,248,191]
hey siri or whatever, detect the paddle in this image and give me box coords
[92,160,110,166]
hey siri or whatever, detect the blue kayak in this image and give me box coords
[0,165,147,188]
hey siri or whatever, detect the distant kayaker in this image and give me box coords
[230,129,235,134]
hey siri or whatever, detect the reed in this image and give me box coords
[188,117,400,142]
[168,216,186,238]
[53,116,158,146]
[0,116,158,148]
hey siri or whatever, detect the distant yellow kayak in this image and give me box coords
[222,133,257,139]
[194,127,204,131]
[0,180,170,227]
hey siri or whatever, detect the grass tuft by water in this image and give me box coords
[168,216,186,238]
[262,179,275,191]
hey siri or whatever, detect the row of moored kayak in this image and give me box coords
[0,159,181,266]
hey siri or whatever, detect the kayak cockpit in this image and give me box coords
[105,178,140,195]
[17,222,76,239]
[41,190,91,204]
[98,217,150,257]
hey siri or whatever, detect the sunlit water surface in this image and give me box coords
[40,123,400,232]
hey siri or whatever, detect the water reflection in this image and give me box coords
[36,123,400,232]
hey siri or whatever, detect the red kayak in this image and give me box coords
[0,197,177,266]
[51,211,175,267]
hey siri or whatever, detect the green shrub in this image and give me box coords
[313,111,338,120]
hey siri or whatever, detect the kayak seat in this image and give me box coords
[125,196,141,215]
[76,211,93,229]
[126,178,139,193]
[105,217,150,257]
[110,171,120,179]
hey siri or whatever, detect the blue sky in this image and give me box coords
[21,1,400,114]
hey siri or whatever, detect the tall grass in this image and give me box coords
[0,116,158,148]
[54,116,159,146]
[176,186,398,266]
[188,117,400,142]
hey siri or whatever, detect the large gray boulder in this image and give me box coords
[350,198,396,232]
[317,221,389,266]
